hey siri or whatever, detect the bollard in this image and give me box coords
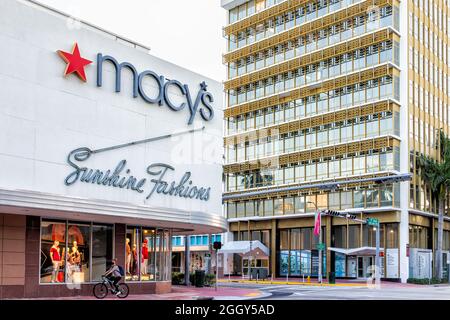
[307,276,311,283]
[302,274,305,282]
[271,273,274,284]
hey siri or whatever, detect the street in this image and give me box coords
[217,282,450,300]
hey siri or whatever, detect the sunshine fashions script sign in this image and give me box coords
[63,128,211,202]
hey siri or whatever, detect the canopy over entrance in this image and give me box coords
[219,240,269,257]
[328,246,384,256]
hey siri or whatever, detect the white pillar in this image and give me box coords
[398,0,410,283]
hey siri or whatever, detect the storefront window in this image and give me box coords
[409,225,429,249]
[40,220,113,284]
[40,220,66,283]
[125,227,140,281]
[126,227,171,282]
[385,223,398,248]
[301,228,312,250]
[333,225,347,248]
[348,225,360,249]
[362,224,377,247]
[67,222,90,283]
[92,224,113,281]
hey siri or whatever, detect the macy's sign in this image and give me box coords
[57,43,215,125]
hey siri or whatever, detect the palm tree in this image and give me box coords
[418,130,450,280]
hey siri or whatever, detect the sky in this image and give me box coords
[37,0,226,82]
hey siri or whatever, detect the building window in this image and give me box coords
[385,223,398,248]
[348,225,361,249]
[333,225,347,248]
[92,224,114,281]
[40,219,113,284]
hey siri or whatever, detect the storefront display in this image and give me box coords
[40,220,113,284]
[335,253,346,277]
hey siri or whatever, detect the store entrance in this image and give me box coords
[357,256,374,278]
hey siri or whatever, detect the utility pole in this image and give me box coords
[375,221,381,284]
[184,235,190,286]
[215,248,219,291]
[308,201,322,284]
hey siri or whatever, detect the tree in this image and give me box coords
[418,130,450,280]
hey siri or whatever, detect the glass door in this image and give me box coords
[364,256,374,278]
[357,257,364,278]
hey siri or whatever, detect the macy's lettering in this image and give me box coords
[96,54,214,125]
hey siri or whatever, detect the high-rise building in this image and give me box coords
[221,0,450,282]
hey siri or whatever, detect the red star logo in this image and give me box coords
[57,43,92,82]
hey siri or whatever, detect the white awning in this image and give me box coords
[328,246,384,256]
[219,240,270,256]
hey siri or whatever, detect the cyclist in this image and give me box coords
[104,258,123,295]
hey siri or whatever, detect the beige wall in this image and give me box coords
[0,213,26,286]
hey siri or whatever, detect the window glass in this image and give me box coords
[301,228,312,250]
[142,228,155,281]
[40,220,113,284]
[274,198,284,215]
[348,225,360,248]
[295,196,305,214]
[333,225,347,248]
[386,223,398,248]
[284,197,295,215]
[126,227,140,281]
[40,220,66,283]
[67,222,90,283]
[92,224,113,281]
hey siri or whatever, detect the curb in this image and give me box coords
[218,279,366,287]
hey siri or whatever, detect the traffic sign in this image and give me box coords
[316,243,326,250]
[366,217,379,226]
[323,210,358,220]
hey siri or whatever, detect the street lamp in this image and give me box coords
[307,201,323,284]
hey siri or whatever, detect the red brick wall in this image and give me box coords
[0,213,26,299]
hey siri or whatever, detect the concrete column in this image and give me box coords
[398,0,410,284]
[271,219,277,277]
[184,235,190,285]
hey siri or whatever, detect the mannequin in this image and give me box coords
[50,240,61,283]
[67,240,81,279]
[71,241,81,264]
[132,243,138,277]
[141,239,148,275]
[125,238,131,274]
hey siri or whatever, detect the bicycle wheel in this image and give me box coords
[116,283,129,299]
[93,283,108,299]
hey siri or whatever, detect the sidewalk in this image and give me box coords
[218,276,427,288]
[13,285,266,300]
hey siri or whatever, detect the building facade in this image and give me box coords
[221,0,450,282]
[171,234,223,274]
[0,0,225,298]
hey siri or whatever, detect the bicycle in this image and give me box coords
[93,275,129,299]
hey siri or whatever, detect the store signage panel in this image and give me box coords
[386,248,399,278]
[64,143,212,202]
[57,43,215,125]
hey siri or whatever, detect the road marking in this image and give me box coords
[244,292,261,297]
